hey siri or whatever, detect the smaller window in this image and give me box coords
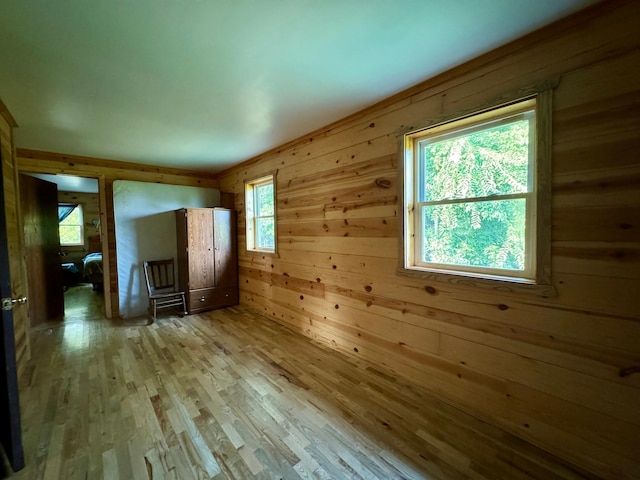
[245,174,276,253]
[58,204,84,246]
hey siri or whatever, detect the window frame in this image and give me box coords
[399,91,553,296]
[245,173,277,255]
[58,203,85,247]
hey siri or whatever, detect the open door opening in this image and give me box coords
[19,174,105,324]
[19,174,64,326]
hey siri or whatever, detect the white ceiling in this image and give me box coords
[26,173,99,193]
[1,0,598,173]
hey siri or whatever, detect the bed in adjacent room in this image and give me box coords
[82,252,103,290]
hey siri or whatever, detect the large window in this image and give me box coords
[245,174,276,253]
[403,96,550,287]
[58,203,84,246]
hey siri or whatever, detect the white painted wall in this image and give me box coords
[113,180,220,317]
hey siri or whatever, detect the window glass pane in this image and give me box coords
[256,217,275,249]
[421,117,530,202]
[59,205,82,245]
[59,225,83,244]
[256,183,274,216]
[422,198,526,271]
[60,206,81,225]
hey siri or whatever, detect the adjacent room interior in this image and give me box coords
[0,1,638,479]
[19,173,105,324]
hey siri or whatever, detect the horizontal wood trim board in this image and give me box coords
[17,148,218,180]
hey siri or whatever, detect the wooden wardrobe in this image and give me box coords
[175,207,238,314]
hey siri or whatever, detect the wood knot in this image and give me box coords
[619,366,640,377]
[364,285,372,292]
[375,178,392,189]
[425,286,437,295]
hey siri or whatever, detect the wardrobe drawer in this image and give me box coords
[188,286,238,313]
[188,288,216,313]
[211,286,238,308]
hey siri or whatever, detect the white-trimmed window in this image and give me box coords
[58,203,84,246]
[245,174,276,253]
[403,96,550,288]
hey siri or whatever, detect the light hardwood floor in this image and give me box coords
[6,286,598,479]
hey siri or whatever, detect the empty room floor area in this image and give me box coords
[9,306,598,479]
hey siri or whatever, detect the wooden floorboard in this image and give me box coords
[5,285,599,479]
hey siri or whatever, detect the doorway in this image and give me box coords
[19,173,105,323]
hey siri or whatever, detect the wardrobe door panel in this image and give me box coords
[187,209,215,290]
[213,208,237,287]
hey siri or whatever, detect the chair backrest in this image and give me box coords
[143,259,178,295]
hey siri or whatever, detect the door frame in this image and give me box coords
[0,103,25,471]
[16,170,112,319]
[0,181,25,472]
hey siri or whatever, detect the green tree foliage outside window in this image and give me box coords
[59,205,84,245]
[255,182,275,249]
[419,117,531,271]
[246,175,276,253]
[405,97,538,282]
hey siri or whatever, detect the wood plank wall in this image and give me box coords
[0,103,30,375]
[17,149,220,319]
[218,2,640,478]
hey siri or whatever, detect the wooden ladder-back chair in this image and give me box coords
[143,259,186,323]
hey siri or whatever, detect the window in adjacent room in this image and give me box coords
[402,95,550,287]
[245,174,276,253]
[58,203,84,246]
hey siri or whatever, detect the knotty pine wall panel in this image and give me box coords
[220,2,640,477]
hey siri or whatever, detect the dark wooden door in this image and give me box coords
[213,208,237,287]
[20,174,64,326]
[0,139,25,472]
